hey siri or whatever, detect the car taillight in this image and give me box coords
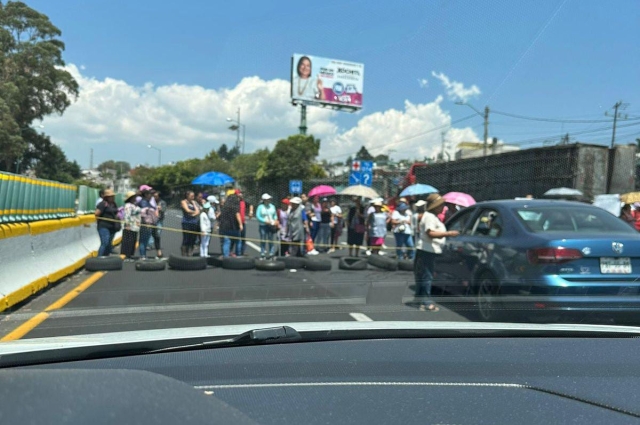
[527,247,583,264]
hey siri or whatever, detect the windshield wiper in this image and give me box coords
[146,326,302,354]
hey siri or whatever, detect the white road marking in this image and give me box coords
[245,241,261,252]
[349,312,373,322]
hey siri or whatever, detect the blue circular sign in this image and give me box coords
[332,82,345,95]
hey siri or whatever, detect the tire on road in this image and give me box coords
[255,259,286,271]
[275,256,307,269]
[168,255,207,271]
[398,259,414,272]
[207,255,224,267]
[85,256,123,272]
[305,258,332,271]
[135,259,166,271]
[367,255,398,271]
[222,257,256,270]
[338,257,368,271]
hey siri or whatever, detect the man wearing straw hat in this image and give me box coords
[414,193,459,312]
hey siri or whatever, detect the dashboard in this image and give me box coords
[1,336,639,424]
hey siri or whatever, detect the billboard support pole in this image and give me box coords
[299,104,307,135]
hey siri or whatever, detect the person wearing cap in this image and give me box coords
[256,193,278,259]
[414,194,460,312]
[277,198,291,256]
[122,191,141,261]
[286,197,306,257]
[137,190,159,259]
[329,199,343,253]
[95,189,120,257]
[367,200,389,255]
[199,202,213,258]
[391,202,414,260]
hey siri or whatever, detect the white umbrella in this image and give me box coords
[543,187,584,197]
[339,185,379,199]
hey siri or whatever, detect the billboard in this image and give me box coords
[291,54,364,109]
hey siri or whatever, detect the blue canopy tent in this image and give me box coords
[191,171,235,186]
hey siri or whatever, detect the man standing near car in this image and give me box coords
[415,194,459,312]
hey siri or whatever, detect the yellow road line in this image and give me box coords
[0,312,50,342]
[1,272,105,342]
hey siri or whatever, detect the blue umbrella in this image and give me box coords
[192,171,235,186]
[400,184,438,197]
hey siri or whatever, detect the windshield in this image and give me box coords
[1,0,640,348]
[515,206,636,233]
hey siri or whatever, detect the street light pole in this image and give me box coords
[455,101,489,156]
[147,144,161,166]
[226,110,246,154]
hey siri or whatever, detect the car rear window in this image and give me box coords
[514,207,634,233]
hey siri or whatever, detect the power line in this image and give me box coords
[509,121,640,146]
[491,109,640,124]
[322,113,479,160]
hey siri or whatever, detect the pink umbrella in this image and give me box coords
[442,192,476,207]
[308,185,337,197]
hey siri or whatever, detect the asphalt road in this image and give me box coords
[0,212,474,340]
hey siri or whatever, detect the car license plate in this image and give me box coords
[600,257,632,274]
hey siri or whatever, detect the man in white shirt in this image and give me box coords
[415,194,459,312]
[329,199,343,253]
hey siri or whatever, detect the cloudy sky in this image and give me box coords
[28,0,640,168]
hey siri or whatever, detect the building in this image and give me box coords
[455,141,520,160]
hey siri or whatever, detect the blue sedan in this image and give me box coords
[433,200,640,321]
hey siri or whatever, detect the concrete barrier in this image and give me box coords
[0,223,48,311]
[0,215,121,313]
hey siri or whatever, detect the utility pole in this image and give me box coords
[90,148,94,169]
[235,107,241,151]
[440,131,447,162]
[299,104,307,135]
[483,106,490,156]
[606,101,628,149]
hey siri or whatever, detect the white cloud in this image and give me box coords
[417,78,428,88]
[431,71,481,102]
[43,64,337,165]
[324,96,481,161]
[42,64,481,167]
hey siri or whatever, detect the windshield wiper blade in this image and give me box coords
[146,326,302,354]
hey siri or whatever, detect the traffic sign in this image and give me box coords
[348,171,361,186]
[359,160,373,187]
[289,180,303,195]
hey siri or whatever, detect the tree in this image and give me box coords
[355,146,374,161]
[345,155,353,166]
[217,144,229,160]
[0,1,79,172]
[261,134,322,182]
[97,160,131,178]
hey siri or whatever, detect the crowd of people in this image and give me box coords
[94,185,167,261]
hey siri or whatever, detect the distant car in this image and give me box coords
[434,200,640,322]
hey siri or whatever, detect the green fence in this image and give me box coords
[76,185,126,214]
[0,171,77,223]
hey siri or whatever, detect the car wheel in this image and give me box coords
[305,258,332,271]
[168,255,207,271]
[275,256,307,270]
[255,259,286,271]
[367,255,398,271]
[85,256,123,271]
[476,273,500,321]
[338,257,368,271]
[398,259,414,272]
[221,257,256,270]
[135,259,166,271]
